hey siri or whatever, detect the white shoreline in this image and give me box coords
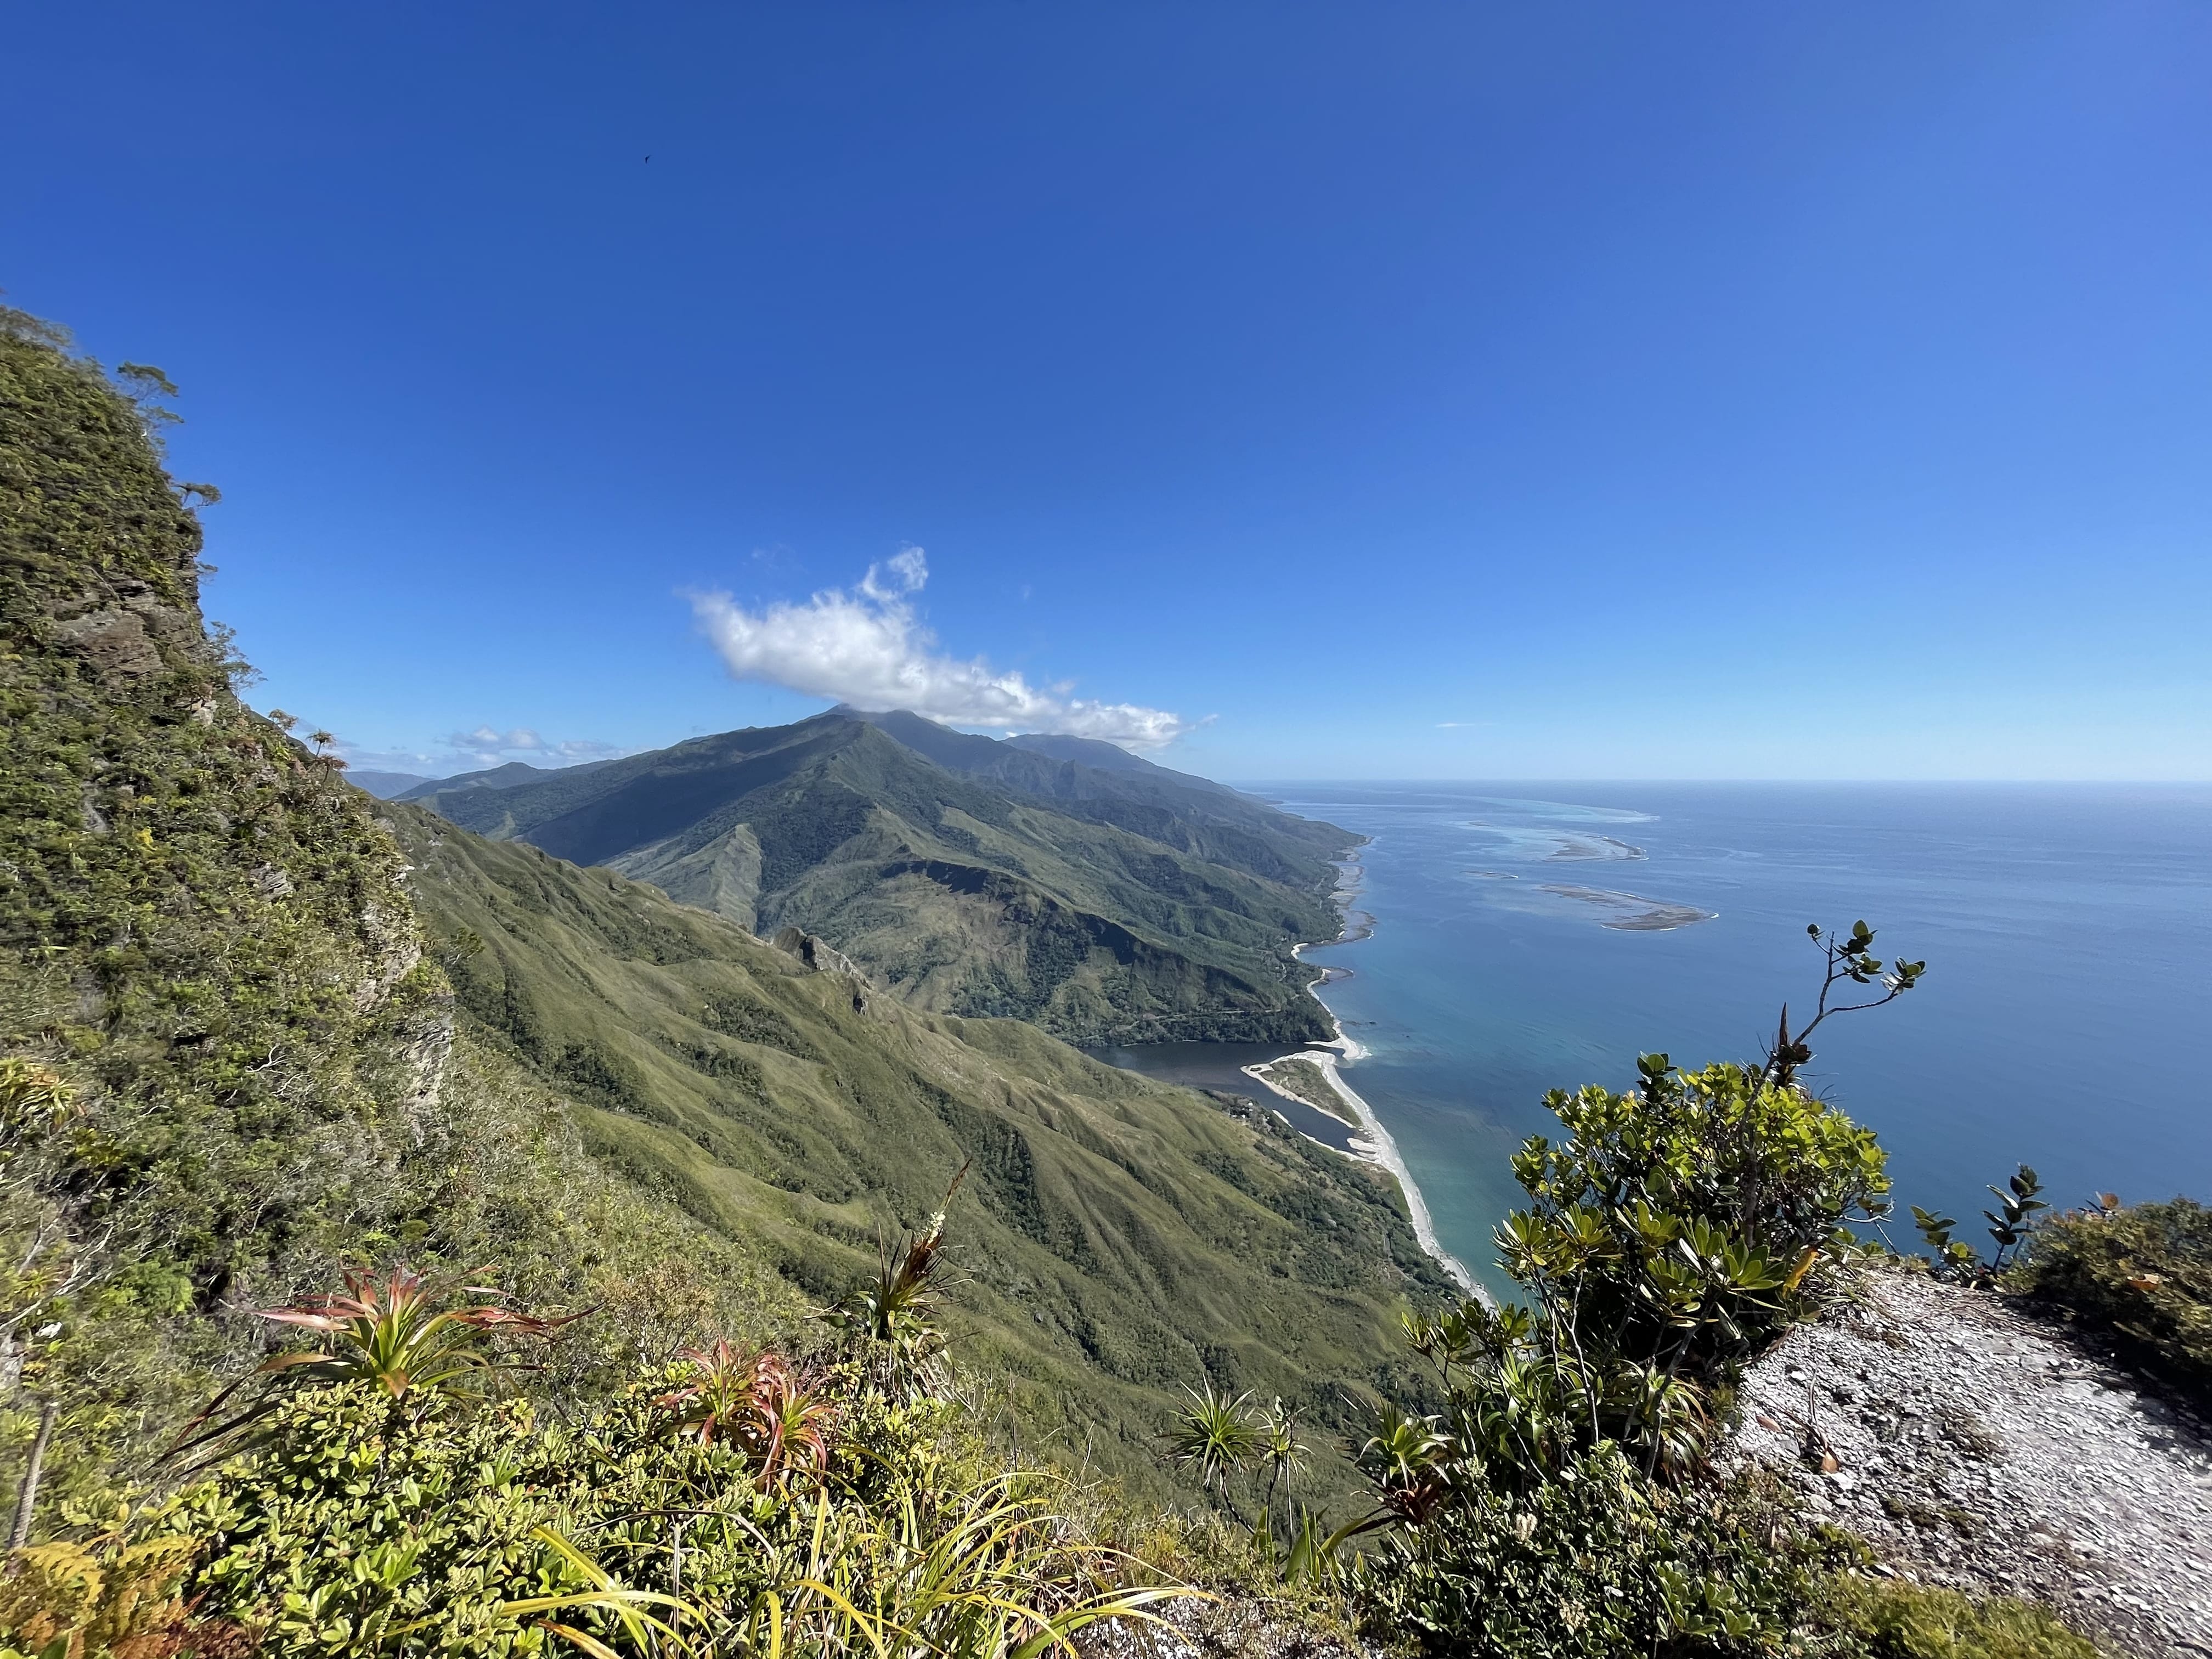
[1283,853,1484,1300]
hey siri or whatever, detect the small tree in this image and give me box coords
[1983,1165,2048,1272]
[1361,922,1918,1496]
[1256,1396,1308,1521]
[1911,1164,2048,1280]
[821,1164,967,1401]
[1505,1058,1891,1383]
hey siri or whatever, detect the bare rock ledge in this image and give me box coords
[1726,1265,2212,1658]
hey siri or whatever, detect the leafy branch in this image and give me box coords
[1911,1164,2049,1280]
[1763,921,1926,1087]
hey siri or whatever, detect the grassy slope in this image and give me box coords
[417,716,1350,1045]
[396,804,1451,1499]
[0,301,1437,1521]
[0,311,435,1302]
[0,311,814,1522]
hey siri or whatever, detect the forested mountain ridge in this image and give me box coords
[409,707,1353,1045]
[393,757,613,800]
[347,768,430,798]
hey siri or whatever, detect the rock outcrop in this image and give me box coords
[1729,1266,2212,1658]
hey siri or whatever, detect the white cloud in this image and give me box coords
[690,548,1194,750]
[330,727,623,778]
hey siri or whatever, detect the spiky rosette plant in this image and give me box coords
[253,1265,589,1397]
[823,1164,968,1401]
[1164,1381,1259,1504]
[654,1340,834,1487]
[170,1264,588,1465]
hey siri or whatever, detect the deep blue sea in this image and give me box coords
[1211,783,2212,1302]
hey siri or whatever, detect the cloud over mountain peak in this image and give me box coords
[690,550,1191,749]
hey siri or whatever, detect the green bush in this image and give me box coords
[1509,1058,1890,1374]
[1809,1572,2104,1658]
[1332,1020,2106,1658]
[2008,1197,2212,1411]
[148,1367,1173,1658]
[1385,1058,1891,1486]
[1358,1443,1818,1657]
[173,1387,617,1656]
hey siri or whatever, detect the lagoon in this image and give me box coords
[1246,783,2212,1302]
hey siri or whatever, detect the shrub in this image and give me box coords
[1357,1444,1818,1658]
[1393,1057,1891,1481]
[1319,930,2113,1659]
[157,1363,1183,1658]
[2008,1197,2212,1411]
[1509,1058,1890,1374]
[1808,1571,2104,1658]
[171,1387,622,1656]
[0,1522,203,1659]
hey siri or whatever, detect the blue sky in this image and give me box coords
[9,3,2208,780]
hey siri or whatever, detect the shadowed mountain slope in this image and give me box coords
[394,757,614,799]
[392,803,1450,1496]
[348,768,431,798]
[409,710,1355,1044]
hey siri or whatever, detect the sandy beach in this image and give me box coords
[1279,851,1483,1298]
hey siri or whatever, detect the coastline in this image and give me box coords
[1284,850,1483,1299]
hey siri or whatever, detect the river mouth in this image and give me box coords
[1080,1040,1361,1152]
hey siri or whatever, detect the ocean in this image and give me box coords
[1119,783,2212,1303]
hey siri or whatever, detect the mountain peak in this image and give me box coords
[410,706,1352,1043]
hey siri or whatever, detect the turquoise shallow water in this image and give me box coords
[1242,783,2212,1302]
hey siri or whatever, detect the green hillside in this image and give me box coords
[0,306,821,1514]
[409,707,1353,1045]
[0,303,1441,1518]
[396,802,1452,1497]
[2,295,2106,1659]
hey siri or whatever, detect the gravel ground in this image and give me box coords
[1728,1266,2212,1658]
[1077,1596,1360,1659]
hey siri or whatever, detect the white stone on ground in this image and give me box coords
[1727,1266,2212,1658]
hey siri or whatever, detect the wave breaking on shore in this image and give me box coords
[1285,851,1483,1298]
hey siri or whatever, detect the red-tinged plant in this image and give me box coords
[170,1265,589,1465]
[253,1265,587,1398]
[655,1341,833,1487]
